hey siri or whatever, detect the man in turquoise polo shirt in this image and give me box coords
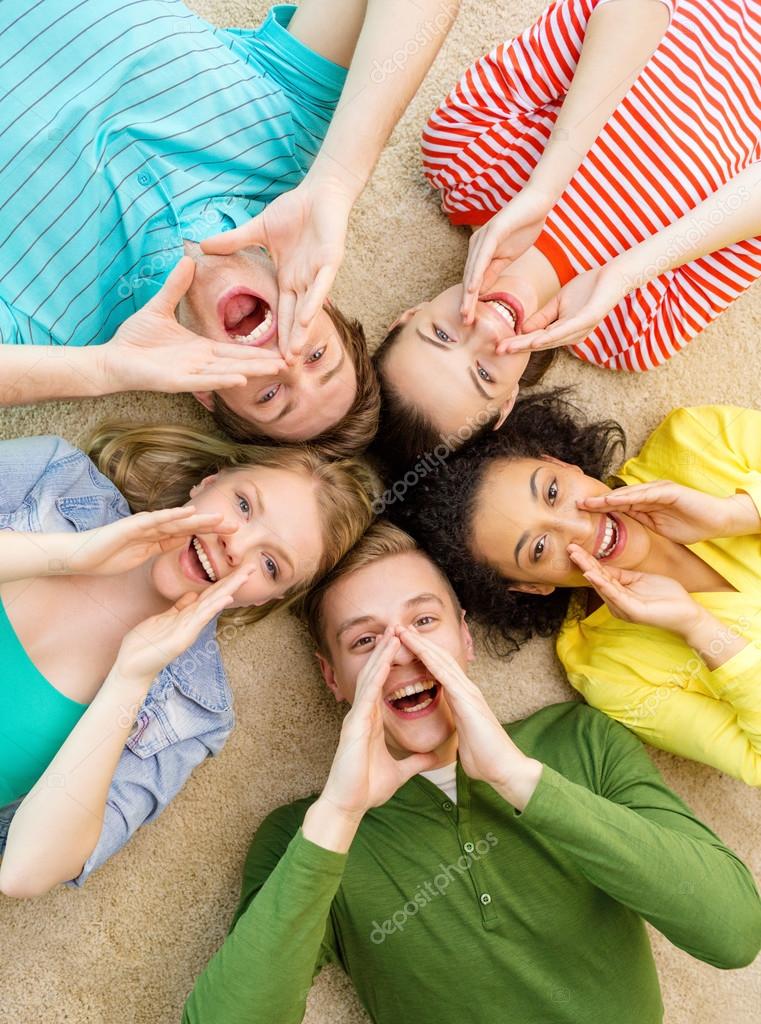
[183,521,761,1024]
[0,1,458,455]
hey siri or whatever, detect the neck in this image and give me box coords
[494,246,561,316]
[633,531,731,592]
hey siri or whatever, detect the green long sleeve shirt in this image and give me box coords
[183,703,761,1024]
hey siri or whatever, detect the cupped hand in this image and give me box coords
[320,629,439,821]
[396,626,524,790]
[67,507,236,577]
[103,257,286,394]
[578,480,753,545]
[461,187,553,325]
[200,176,354,362]
[498,263,629,354]
[114,565,254,685]
[568,543,703,635]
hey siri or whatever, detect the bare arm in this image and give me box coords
[0,346,109,406]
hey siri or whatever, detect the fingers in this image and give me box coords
[148,256,196,315]
[276,290,298,363]
[296,265,335,329]
[577,482,674,511]
[396,626,475,702]
[461,232,494,325]
[495,297,562,355]
[354,629,400,709]
[200,220,264,256]
[187,565,255,621]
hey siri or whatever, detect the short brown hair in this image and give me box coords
[210,303,380,458]
[299,520,461,653]
[371,323,556,473]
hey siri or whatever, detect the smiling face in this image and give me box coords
[379,283,533,437]
[471,456,655,592]
[179,246,357,441]
[151,464,325,607]
[317,551,473,759]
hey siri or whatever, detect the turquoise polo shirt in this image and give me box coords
[0,1,346,347]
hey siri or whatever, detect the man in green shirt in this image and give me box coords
[183,523,761,1024]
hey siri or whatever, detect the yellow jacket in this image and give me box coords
[557,405,761,785]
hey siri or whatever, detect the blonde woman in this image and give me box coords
[0,425,374,897]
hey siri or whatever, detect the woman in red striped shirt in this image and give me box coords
[372,0,761,470]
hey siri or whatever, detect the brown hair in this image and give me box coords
[299,520,460,653]
[210,303,381,458]
[371,323,555,473]
[84,420,378,624]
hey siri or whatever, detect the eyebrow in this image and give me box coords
[416,329,491,399]
[250,482,295,578]
[335,592,446,641]
[513,468,541,566]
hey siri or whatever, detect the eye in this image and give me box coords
[476,362,494,383]
[413,615,437,628]
[258,384,280,404]
[237,494,250,517]
[262,553,279,580]
[351,634,376,650]
[548,479,558,504]
[433,324,453,343]
[532,536,547,562]
[305,346,326,364]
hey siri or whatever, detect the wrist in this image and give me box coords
[491,755,544,813]
[303,795,363,854]
[680,605,720,649]
[304,158,363,206]
[724,493,761,536]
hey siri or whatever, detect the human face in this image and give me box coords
[151,465,325,606]
[179,245,357,441]
[318,551,474,758]
[471,457,654,593]
[380,280,535,438]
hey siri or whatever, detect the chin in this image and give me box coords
[390,715,455,756]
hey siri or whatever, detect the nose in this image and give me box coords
[553,499,598,552]
[390,638,417,667]
[218,522,257,568]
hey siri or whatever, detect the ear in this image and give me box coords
[388,305,422,331]
[189,472,219,498]
[459,609,475,663]
[316,651,343,703]
[541,454,583,475]
[506,581,556,596]
[492,383,520,431]
[192,391,215,412]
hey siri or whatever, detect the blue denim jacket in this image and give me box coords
[0,436,235,887]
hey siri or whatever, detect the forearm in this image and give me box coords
[0,669,148,896]
[518,764,761,966]
[615,161,761,288]
[529,0,670,205]
[307,0,459,200]
[183,828,346,1024]
[0,530,82,584]
[0,345,109,406]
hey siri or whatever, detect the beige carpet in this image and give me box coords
[2,1,760,1021]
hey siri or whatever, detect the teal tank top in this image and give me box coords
[0,596,89,806]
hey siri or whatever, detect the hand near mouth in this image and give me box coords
[568,543,701,633]
[578,481,761,544]
[396,627,541,810]
[104,258,287,394]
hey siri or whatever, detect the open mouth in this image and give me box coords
[218,287,274,345]
[385,679,441,718]
[181,534,218,584]
[594,513,625,561]
[480,292,524,333]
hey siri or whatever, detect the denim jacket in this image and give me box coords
[0,436,235,887]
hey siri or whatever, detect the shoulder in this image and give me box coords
[242,796,318,872]
[622,405,750,476]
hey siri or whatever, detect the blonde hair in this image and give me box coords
[299,520,460,653]
[210,304,381,458]
[84,421,378,623]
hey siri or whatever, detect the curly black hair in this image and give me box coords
[386,389,626,656]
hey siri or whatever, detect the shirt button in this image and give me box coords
[480,893,492,906]
[463,841,475,854]
[137,171,152,186]
[442,801,453,811]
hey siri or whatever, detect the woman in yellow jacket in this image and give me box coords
[391,396,761,785]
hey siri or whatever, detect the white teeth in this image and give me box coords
[485,299,517,327]
[232,307,272,342]
[387,680,435,703]
[400,696,433,714]
[594,515,618,559]
[192,537,217,581]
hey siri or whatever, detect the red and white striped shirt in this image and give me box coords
[422,0,761,371]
